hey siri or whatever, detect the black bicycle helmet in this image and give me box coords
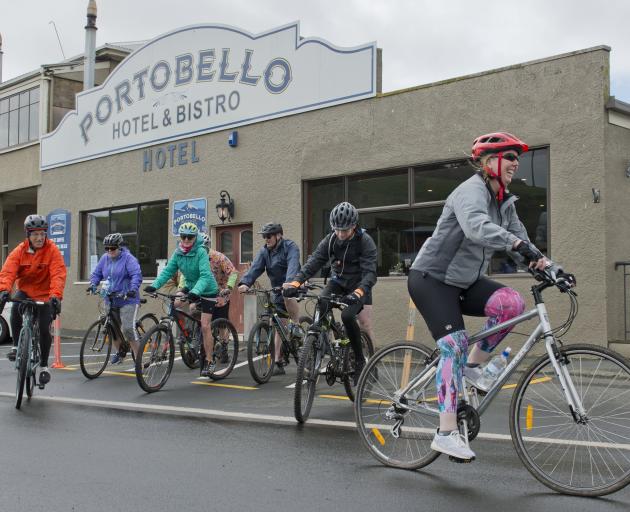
[329,202,358,230]
[258,222,283,236]
[103,233,123,247]
[24,214,48,232]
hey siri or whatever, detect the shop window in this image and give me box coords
[304,148,549,277]
[0,87,39,150]
[240,230,253,263]
[82,201,168,279]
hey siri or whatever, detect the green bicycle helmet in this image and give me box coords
[178,222,199,236]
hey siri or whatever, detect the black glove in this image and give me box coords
[86,285,97,295]
[144,285,157,294]
[341,293,360,306]
[283,286,300,298]
[557,271,577,289]
[187,292,200,303]
[0,290,10,304]
[126,289,137,298]
[515,241,544,263]
[50,296,61,315]
[181,287,190,294]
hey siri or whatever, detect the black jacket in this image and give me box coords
[295,229,377,294]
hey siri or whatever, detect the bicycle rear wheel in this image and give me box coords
[136,313,159,337]
[80,320,112,379]
[343,330,375,401]
[510,343,630,496]
[247,321,275,384]
[209,318,239,380]
[15,328,30,409]
[135,324,175,393]
[354,341,441,470]
[294,334,320,423]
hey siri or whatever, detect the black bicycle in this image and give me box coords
[137,291,238,392]
[294,284,374,423]
[9,297,54,409]
[80,291,159,379]
[245,286,312,384]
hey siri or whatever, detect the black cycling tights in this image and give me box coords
[10,290,54,367]
[321,281,364,361]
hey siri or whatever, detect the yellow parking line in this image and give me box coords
[55,367,77,371]
[192,381,258,391]
[319,394,349,401]
[103,370,136,378]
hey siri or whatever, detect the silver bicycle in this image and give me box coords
[354,266,630,497]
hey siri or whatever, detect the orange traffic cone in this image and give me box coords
[50,316,65,368]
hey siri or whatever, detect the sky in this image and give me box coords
[1,0,629,100]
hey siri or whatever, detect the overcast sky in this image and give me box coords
[1,0,629,100]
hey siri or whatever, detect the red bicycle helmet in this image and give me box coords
[471,132,528,201]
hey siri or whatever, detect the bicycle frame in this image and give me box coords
[396,291,586,421]
[15,303,41,375]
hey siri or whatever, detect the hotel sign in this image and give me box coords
[40,22,377,170]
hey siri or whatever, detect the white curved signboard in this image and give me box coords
[40,22,377,170]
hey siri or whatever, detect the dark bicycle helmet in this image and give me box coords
[24,214,48,232]
[258,222,283,236]
[103,233,123,247]
[329,202,358,230]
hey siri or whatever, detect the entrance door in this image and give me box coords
[215,224,254,333]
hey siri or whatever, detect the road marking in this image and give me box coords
[191,381,258,391]
[319,394,349,401]
[1,392,628,451]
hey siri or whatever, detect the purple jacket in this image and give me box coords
[89,247,142,307]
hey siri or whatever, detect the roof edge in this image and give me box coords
[379,45,612,98]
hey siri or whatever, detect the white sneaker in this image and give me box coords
[430,431,476,460]
[463,365,489,392]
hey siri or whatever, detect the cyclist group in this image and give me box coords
[0,131,576,462]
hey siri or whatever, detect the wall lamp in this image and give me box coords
[216,190,235,223]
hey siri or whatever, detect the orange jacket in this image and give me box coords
[0,239,67,301]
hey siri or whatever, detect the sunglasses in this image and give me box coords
[262,234,275,239]
[180,234,196,241]
[502,153,520,162]
[104,246,119,252]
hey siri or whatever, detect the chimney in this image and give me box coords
[0,33,4,84]
[83,0,97,90]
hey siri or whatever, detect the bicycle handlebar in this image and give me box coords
[143,291,217,304]
[529,265,576,294]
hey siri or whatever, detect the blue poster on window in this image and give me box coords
[172,198,207,235]
[47,208,71,267]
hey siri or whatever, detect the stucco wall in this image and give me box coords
[605,122,630,342]
[25,47,615,349]
[0,144,41,193]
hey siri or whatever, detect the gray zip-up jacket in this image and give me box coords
[411,173,535,288]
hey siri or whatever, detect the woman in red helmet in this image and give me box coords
[407,132,569,460]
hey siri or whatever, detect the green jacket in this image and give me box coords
[152,239,218,296]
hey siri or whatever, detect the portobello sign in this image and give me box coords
[40,22,377,170]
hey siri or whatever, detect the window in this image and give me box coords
[240,230,253,263]
[304,148,549,277]
[0,87,39,150]
[82,201,169,279]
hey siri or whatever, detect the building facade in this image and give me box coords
[1,23,629,352]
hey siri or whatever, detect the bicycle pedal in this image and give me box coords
[448,455,475,464]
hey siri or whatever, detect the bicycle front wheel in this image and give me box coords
[247,321,275,384]
[343,330,375,402]
[135,324,175,393]
[354,341,441,470]
[15,329,30,410]
[510,343,630,496]
[294,334,320,423]
[209,318,239,380]
[80,320,112,379]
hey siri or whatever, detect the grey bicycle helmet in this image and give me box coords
[103,233,123,247]
[258,222,283,236]
[329,202,358,230]
[24,214,48,232]
[201,232,211,247]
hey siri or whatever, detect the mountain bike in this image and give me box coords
[9,297,54,409]
[80,291,159,379]
[137,292,238,392]
[354,266,630,497]
[245,286,312,384]
[294,284,374,423]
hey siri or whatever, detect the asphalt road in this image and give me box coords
[0,339,629,511]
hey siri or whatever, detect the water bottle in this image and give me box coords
[477,347,512,390]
